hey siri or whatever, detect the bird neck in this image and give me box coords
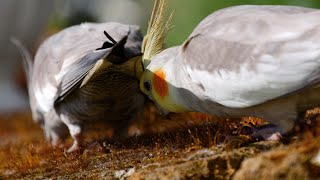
[113,54,144,80]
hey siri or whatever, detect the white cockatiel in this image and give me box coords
[13,22,145,152]
[140,5,320,140]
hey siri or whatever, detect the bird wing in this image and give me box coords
[32,22,142,112]
[54,48,112,103]
[178,5,320,108]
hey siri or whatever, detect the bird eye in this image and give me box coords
[144,81,151,92]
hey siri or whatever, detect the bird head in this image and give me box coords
[96,30,144,80]
[140,48,190,114]
[140,69,174,114]
[140,0,185,114]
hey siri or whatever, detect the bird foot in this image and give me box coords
[58,113,84,153]
[67,140,82,153]
[45,128,66,147]
[251,124,283,141]
[60,120,83,153]
[51,138,65,148]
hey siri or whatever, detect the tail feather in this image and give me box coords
[10,37,33,83]
[11,37,45,125]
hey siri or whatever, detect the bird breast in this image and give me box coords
[55,70,145,124]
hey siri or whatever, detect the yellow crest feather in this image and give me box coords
[142,0,173,68]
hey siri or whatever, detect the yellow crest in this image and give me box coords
[142,0,173,68]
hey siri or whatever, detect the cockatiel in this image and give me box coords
[13,22,145,152]
[140,5,320,140]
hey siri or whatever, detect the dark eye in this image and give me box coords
[144,81,151,91]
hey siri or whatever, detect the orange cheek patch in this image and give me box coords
[153,69,169,98]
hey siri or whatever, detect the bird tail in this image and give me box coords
[10,38,45,125]
[10,37,34,85]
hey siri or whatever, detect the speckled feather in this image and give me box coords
[18,22,145,149]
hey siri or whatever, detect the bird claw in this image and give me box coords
[67,140,81,153]
[44,128,66,147]
[250,124,283,141]
[67,124,83,153]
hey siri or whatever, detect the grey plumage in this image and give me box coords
[13,22,145,151]
[140,5,320,140]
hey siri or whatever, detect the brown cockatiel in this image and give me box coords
[12,22,145,152]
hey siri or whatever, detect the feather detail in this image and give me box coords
[10,37,33,84]
[142,0,173,68]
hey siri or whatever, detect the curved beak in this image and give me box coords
[154,102,170,115]
[154,103,174,120]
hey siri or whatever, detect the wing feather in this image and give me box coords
[54,48,111,103]
[178,5,320,108]
[32,22,142,112]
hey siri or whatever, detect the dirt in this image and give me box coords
[0,107,319,179]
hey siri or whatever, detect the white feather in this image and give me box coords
[34,82,57,112]
[156,5,320,108]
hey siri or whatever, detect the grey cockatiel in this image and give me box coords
[13,22,145,151]
[140,5,320,140]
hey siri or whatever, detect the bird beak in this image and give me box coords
[154,102,175,120]
[154,102,170,115]
[107,35,128,64]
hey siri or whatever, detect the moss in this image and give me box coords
[0,107,320,179]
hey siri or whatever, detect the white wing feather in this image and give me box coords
[178,5,320,108]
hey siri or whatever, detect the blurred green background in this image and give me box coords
[166,0,320,46]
